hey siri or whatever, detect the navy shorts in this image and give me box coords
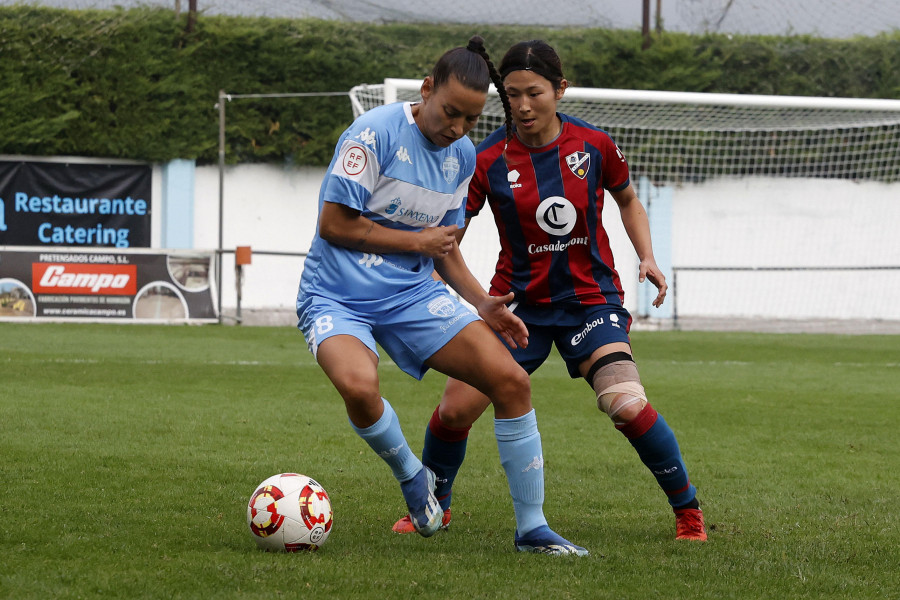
[503,303,632,378]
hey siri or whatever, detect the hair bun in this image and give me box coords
[466,35,485,52]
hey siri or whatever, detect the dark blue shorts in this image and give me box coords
[502,303,632,378]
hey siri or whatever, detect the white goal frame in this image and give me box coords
[350,79,900,329]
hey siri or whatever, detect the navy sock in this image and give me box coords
[617,404,697,508]
[422,405,470,511]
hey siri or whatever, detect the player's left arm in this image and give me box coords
[610,184,667,308]
[320,201,458,258]
[434,245,528,349]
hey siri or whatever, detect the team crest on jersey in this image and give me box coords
[565,151,590,179]
[442,156,460,184]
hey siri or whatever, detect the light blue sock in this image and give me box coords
[495,409,547,536]
[351,398,422,483]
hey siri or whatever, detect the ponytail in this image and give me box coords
[465,36,514,155]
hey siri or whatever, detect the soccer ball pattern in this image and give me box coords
[247,473,333,552]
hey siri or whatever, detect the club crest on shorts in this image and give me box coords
[565,151,590,179]
[442,156,460,184]
[427,295,457,318]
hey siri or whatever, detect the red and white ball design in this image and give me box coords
[247,473,333,552]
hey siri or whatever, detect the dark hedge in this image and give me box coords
[2,6,898,165]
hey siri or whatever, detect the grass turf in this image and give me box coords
[1,322,897,599]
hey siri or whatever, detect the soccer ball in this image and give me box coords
[246,473,333,552]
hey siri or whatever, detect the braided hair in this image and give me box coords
[464,36,514,152]
[431,36,514,153]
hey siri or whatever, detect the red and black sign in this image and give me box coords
[0,247,216,322]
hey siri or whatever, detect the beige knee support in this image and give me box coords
[590,359,647,424]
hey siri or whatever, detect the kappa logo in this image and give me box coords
[356,127,377,149]
[522,455,544,473]
[442,156,460,184]
[507,169,522,189]
[377,444,404,458]
[565,151,590,179]
[395,146,412,164]
[358,253,384,268]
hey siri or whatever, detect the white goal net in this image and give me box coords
[350,80,900,329]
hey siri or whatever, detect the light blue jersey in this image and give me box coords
[296,102,481,378]
[298,102,475,310]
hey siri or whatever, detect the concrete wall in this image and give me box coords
[670,177,900,321]
[184,163,645,320]
[156,162,900,324]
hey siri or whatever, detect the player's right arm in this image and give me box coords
[452,217,471,245]
[319,201,459,259]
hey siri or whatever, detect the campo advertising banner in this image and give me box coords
[0,159,151,248]
[0,247,217,322]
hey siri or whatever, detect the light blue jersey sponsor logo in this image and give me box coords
[383,197,441,224]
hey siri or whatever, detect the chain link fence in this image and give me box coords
[4,0,900,37]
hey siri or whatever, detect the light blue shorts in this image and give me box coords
[297,280,481,380]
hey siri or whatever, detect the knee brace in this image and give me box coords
[585,351,647,424]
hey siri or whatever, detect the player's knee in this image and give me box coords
[334,370,379,407]
[439,379,490,428]
[598,391,646,424]
[585,352,647,425]
[436,402,481,429]
[481,362,531,411]
[499,363,531,398]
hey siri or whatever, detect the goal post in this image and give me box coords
[350,79,900,327]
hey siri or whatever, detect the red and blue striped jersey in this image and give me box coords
[467,113,631,308]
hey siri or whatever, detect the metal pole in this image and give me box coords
[656,0,663,34]
[642,0,652,49]
[672,267,679,330]
[217,89,226,323]
[235,264,243,324]
[186,0,197,33]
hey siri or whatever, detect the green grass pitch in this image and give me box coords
[1,322,897,599]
